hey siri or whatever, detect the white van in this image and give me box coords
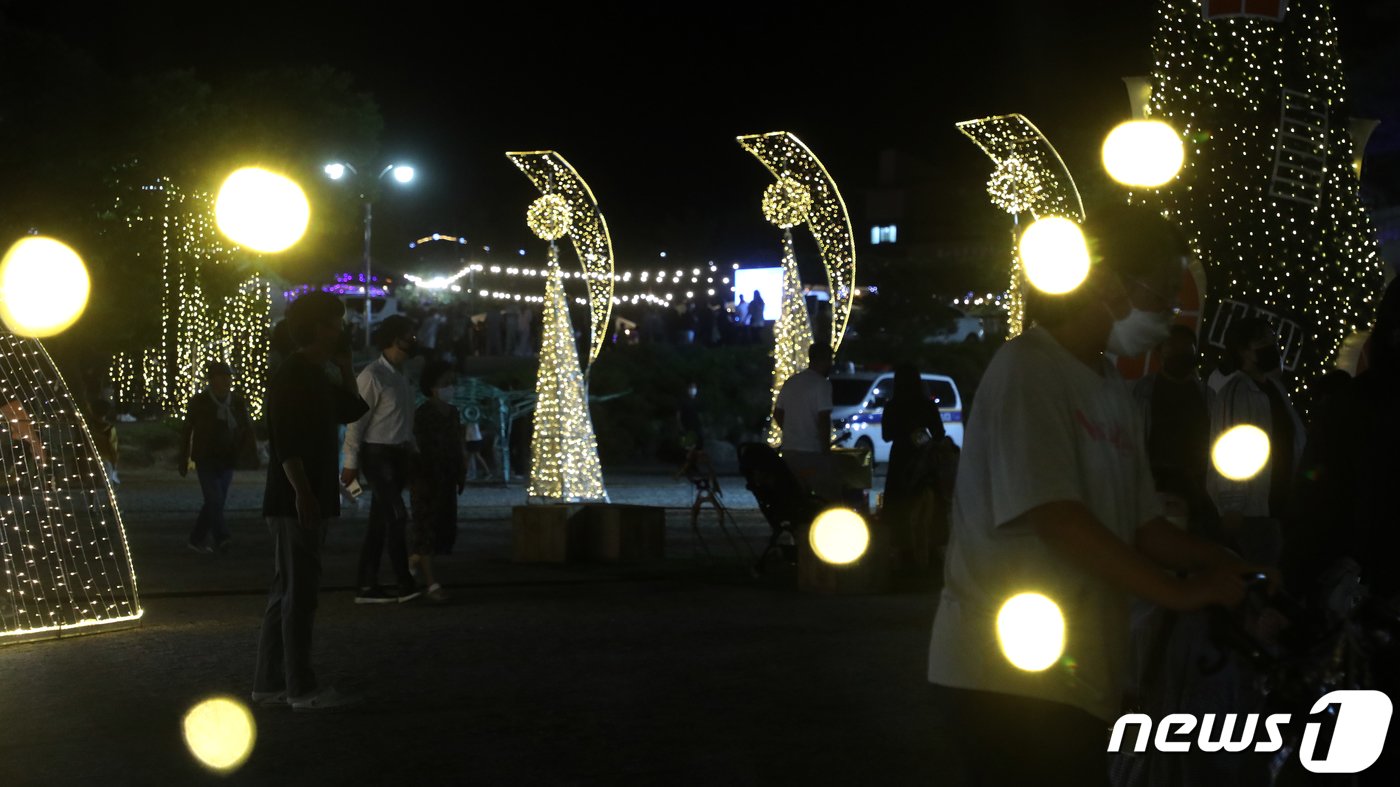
[829,371,964,463]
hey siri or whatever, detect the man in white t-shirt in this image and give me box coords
[774,343,836,498]
[927,205,1273,786]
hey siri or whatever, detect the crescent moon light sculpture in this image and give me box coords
[738,132,857,350]
[506,151,608,503]
[956,114,1085,338]
[738,132,856,447]
[505,151,615,366]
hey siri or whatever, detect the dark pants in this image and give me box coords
[410,474,458,555]
[190,464,234,546]
[358,443,414,590]
[253,516,324,699]
[929,684,1111,787]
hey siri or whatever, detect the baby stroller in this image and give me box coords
[738,442,826,576]
[1113,561,1400,786]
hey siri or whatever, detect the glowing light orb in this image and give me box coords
[1019,217,1090,294]
[392,165,415,184]
[997,593,1066,672]
[215,167,310,253]
[762,177,812,229]
[182,697,256,773]
[0,237,91,337]
[1212,424,1271,481]
[809,507,870,565]
[1101,120,1185,188]
[323,163,347,180]
[526,194,573,241]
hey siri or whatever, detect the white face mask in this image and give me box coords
[1105,306,1173,358]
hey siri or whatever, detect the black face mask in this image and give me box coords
[1255,346,1281,373]
[394,338,420,358]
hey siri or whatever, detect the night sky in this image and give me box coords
[4,1,1398,275]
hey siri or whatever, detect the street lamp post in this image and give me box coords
[324,161,416,348]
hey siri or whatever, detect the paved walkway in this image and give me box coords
[0,469,957,786]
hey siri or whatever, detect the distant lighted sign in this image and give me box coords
[732,267,783,321]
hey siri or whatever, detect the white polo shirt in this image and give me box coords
[775,368,833,452]
[342,355,416,469]
[927,327,1162,721]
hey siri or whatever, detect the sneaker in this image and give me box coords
[187,541,212,555]
[250,690,287,707]
[424,584,450,604]
[395,584,422,604]
[354,586,397,605]
[215,538,232,554]
[290,686,363,712]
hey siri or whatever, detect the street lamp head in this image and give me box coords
[323,163,347,181]
[392,165,415,184]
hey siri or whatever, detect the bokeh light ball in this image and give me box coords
[183,696,256,773]
[809,508,870,565]
[1019,217,1091,295]
[1102,120,1186,188]
[1212,424,1271,481]
[0,237,91,337]
[997,593,1066,672]
[215,168,310,253]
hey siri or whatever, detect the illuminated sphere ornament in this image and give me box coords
[214,167,310,253]
[1212,424,1271,481]
[1101,120,1186,188]
[986,156,1044,215]
[0,236,91,337]
[1019,216,1091,295]
[997,593,1066,672]
[183,697,256,773]
[808,507,870,565]
[761,177,812,229]
[527,194,573,241]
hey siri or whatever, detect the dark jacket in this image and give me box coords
[181,389,254,469]
[262,354,369,518]
[414,399,466,486]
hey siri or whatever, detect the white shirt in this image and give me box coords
[1206,367,1232,393]
[1207,370,1306,517]
[775,368,833,452]
[927,327,1162,721]
[342,355,416,469]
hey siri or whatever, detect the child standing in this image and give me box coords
[409,362,466,602]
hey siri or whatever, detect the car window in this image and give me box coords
[831,379,873,407]
[869,382,892,409]
[926,379,957,409]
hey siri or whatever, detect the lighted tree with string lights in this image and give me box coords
[113,176,281,420]
[506,151,611,503]
[761,179,816,448]
[738,132,856,449]
[1142,0,1386,399]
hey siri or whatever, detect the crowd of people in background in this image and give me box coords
[393,288,781,370]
